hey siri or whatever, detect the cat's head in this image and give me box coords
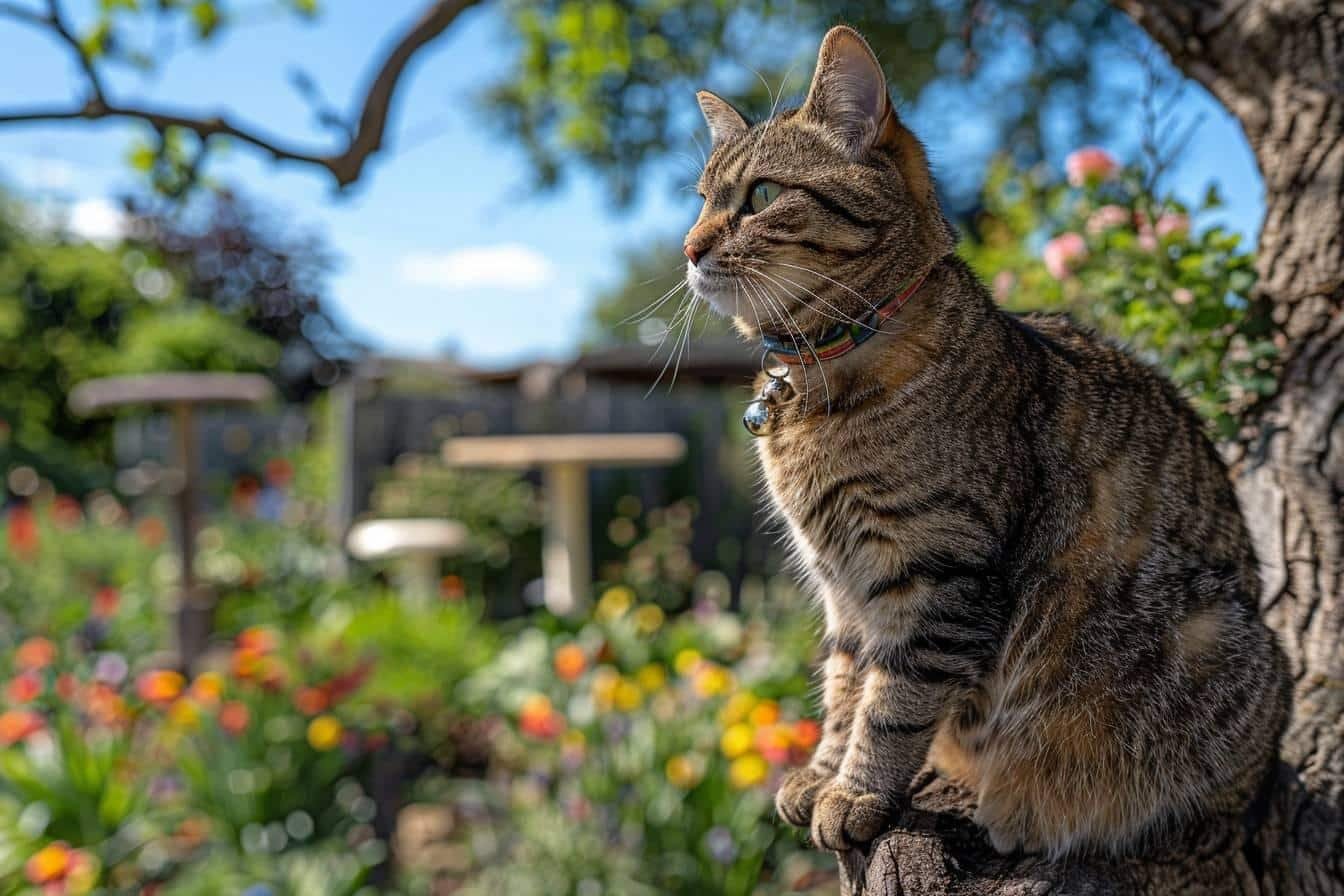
[685,26,955,341]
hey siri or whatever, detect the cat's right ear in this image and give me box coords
[697,90,749,147]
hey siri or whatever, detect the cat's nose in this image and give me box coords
[684,243,702,265]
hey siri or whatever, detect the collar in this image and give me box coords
[760,267,931,366]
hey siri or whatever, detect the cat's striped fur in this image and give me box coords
[684,26,1289,857]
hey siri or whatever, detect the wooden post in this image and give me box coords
[541,462,590,615]
[170,402,212,671]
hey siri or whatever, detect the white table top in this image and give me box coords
[442,433,686,469]
[346,518,469,559]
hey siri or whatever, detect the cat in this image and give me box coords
[683,25,1289,858]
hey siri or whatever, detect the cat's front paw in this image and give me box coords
[776,765,833,828]
[810,781,894,851]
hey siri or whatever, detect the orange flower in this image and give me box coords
[92,586,120,618]
[54,674,77,701]
[553,644,587,682]
[518,694,565,740]
[84,684,129,728]
[219,701,250,736]
[294,686,330,716]
[25,841,71,884]
[749,700,780,727]
[0,709,44,745]
[236,627,277,654]
[15,636,56,671]
[792,719,821,751]
[136,669,185,706]
[439,574,466,601]
[755,724,793,765]
[135,516,167,548]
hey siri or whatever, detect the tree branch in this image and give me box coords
[0,0,484,188]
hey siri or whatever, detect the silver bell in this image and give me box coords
[743,400,774,437]
[761,376,794,404]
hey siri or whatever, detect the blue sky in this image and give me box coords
[0,1,1264,368]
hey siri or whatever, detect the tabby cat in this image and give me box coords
[683,25,1289,857]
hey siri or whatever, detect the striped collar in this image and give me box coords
[760,267,930,366]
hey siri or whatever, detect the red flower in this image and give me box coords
[219,701,250,736]
[6,505,38,557]
[6,672,41,704]
[326,658,374,703]
[0,709,44,745]
[50,495,83,530]
[135,516,167,548]
[15,637,56,671]
[294,687,330,716]
[236,627,277,654]
[518,694,565,740]
[92,586,120,618]
[264,458,294,488]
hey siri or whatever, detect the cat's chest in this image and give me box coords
[755,419,921,593]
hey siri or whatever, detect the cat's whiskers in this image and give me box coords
[618,272,691,328]
[645,288,699,397]
[744,273,832,413]
[769,260,883,316]
[745,264,880,334]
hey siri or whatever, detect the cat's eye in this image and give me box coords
[747,180,783,214]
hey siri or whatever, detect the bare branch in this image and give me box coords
[44,0,107,103]
[0,0,484,188]
[0,1,48,27]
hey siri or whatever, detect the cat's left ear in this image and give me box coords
[802,26,892,157]
[697,90,749,147]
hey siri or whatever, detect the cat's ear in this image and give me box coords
[697,90,749,147]
[802,26,891,157]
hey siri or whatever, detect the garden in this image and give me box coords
[0,136,1269,895]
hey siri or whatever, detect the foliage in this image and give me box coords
[0,188,349,496]
[961,151,1271,439]
[122,191,359,400]
[489,0,1139,209]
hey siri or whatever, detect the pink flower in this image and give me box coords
[1172,288,1195,305]
[1065,147,1118,187]
[1042,233,1088,280]
[991,270,1016,302]
[1155,213,1189,238]
[1086,204,1130,234]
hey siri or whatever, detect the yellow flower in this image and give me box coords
[636,663,667,693]
[673,648,702,677]
[720,723,754,759]
[168,698,200,730]
[591,666,621,710]
[718,692,757,727]
[596,586,635,621]
[307,714,343,751]
[665,753,702,789]
[632,604,665,634]
[729,753,769,790]
[749,700,780,727]
[693,664,733,699]
[190,671,225,707]
[613,679,643,712]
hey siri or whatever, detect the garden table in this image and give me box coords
[69,372,274,670]
[441,433,686,614]
[345,518,469,605]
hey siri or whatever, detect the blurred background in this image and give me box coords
[0,1,1275,894]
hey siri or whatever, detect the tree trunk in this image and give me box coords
[844,2,1344,891]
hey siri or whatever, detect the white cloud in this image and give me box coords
[68,198,128,246]
[399,244,552,291]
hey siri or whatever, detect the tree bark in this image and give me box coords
[846,2,1344,891]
